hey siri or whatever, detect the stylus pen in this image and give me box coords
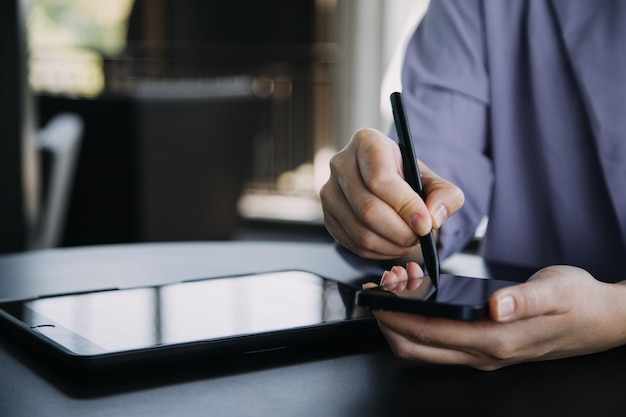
[390,91,440,290]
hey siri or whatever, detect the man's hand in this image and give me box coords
[372,264,626,370]
[320,128,464,260]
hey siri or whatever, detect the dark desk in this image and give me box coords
[1,242,625,417]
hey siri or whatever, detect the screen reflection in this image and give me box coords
[17,271,361,352]
[391,274,515,306]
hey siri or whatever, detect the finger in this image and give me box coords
[338,129,465,237]
[374,309,510,361]
[321,181,413,259]
[419,162,465,229]
[379,264,424,291]
[490,269,572,323]
[350,132,433,237]
[405,261,424,290]
[380,266,408,291]
[324,210,404,260]
[331,139,421,246]
[375,313,483,367]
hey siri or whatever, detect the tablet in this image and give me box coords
[0,270,375,371]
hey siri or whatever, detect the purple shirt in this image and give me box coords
[394,0,626,282]
[344,0,626,281]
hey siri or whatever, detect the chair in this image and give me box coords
[33,113,83,249]
[0,112,83,255]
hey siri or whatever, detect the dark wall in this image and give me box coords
[171,1,315,44]
[129,0,316,44]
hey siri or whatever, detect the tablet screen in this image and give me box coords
[0,270,369,357]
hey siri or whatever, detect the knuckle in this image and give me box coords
[368,170,396,194]
[358,197,382,226]
[352,227,378,250]
[353,127,380,142]
[328,154,343,173]
[395,196,420,219]
[517,285,541,315]
[352,127,372,139]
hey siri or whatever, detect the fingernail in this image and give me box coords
[432,204,448,229]
[496,295,515,321]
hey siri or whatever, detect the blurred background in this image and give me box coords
[1,0,430,255]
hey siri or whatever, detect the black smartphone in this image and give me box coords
[0,270,375,371]
[355,274,520,321]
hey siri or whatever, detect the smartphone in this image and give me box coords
[0,270,375,371]
[355,274,520,320]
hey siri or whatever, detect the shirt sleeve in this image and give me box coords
[334,0,495,274]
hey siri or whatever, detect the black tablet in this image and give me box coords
[0,270,374,371]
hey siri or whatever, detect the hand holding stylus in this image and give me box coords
[320,127,464,262]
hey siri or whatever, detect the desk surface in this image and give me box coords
[1,242,625,417]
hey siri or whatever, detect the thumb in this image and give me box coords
[419,162,465,229]
[489,276,568,323]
